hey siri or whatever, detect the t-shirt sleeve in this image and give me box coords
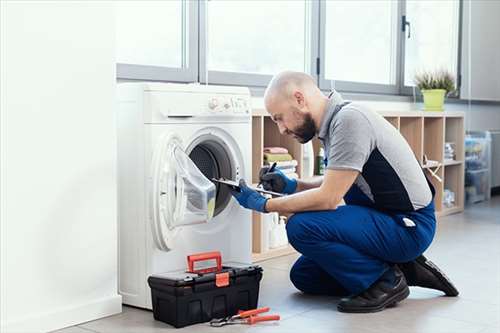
[325,109,376,172]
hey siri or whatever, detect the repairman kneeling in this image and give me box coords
[231,71,459,313]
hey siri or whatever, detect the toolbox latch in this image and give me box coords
[215,272,230,287]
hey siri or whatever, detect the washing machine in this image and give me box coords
[117,83,253,309]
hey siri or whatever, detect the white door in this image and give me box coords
[150,132,217,252]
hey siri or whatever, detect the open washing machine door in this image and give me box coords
[150,133,216,252]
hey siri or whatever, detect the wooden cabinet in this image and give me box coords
[251,109,465,262]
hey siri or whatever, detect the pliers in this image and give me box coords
[210,307,280,327]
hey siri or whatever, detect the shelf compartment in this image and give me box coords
[423,117,444,163]
[444,164,465,210]
[424,166,444,212]
[445,117,465,163]
[384,116,400,130]
[400,117,424,164]
[263,117,303,177]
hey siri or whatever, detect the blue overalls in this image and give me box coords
[287,166,436,296]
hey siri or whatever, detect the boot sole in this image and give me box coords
[416,256,459,297]
[337,286,410,313]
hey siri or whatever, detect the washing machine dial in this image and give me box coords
[208,97,219,111]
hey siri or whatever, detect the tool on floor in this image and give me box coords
[210,307,280,327]
[212,178,285,197]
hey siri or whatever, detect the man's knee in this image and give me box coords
[286,213,311,249]
[289,259,312,294]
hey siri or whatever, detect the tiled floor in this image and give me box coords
[55,197,500,333]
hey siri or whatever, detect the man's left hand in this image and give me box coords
[230,179,268,213]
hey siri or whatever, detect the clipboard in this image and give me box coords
[211,178,285,198]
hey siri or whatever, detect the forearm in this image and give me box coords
[265,187,341,214]
[295,176,324,192]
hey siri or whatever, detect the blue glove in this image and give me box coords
[231,179,268,213]
[259,167,297,194]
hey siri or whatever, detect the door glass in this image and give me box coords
[159,147,216,229]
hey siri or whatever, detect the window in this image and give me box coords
[403,1,460,87]
[115,0,197,82]
[324,0,398,86]
[116,1,182,67]
[204,0,310,85]
[114,0,462,96]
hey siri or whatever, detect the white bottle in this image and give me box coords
[302,141,314,178]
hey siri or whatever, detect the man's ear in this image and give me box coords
[293,91,306,108]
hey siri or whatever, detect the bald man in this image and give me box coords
[231,71,458,313]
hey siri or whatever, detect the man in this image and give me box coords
[231,71,458,313]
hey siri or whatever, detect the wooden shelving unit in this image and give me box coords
[251,109,465,262]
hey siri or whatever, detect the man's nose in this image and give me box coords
[277,123,287,135]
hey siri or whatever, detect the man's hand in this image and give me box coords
[230,179,268,212]
[259,167,297,194]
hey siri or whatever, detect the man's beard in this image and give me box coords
[292,113,316,143]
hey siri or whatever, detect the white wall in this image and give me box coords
[1,2,121,332]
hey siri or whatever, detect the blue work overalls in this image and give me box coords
[287,171,436,296]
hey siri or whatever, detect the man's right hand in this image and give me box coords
[259,166,297,194]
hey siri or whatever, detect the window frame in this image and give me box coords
[116,0,198,82]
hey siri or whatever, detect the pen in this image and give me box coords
[257,162,277,188]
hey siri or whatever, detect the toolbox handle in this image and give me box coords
[187,251,222,273]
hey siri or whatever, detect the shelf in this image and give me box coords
[252,244,296,263]
[422,161,441,169]
[444,159,464,166]
[438,205,463,217]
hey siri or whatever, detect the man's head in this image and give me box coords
[264,71,328,144]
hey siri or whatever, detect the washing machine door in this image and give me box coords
[150,133,216,252]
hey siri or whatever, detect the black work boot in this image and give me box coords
[337,266,409,313]
[398,255,459,297]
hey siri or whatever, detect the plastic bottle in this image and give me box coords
[316,147,325,175]
[302,141,314,178]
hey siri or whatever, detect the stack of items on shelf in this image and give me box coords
[444,142,456,162]
[443,189,456,208]
[263,147,298,179]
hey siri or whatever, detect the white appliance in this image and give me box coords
[117,83,253,309]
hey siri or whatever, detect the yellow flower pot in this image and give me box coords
[422,89,446,111]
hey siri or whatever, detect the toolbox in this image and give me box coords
[147,251,263,328]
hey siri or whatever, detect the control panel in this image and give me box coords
[206,96,250,114]
[144,90,251,119]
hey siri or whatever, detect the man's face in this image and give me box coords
[268,102,316,144]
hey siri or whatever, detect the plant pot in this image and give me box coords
[421,89,446,111]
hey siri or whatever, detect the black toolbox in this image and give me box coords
[147,251,263,328]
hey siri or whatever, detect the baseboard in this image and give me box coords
[1,295,122,333]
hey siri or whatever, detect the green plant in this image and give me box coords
[414,70,456,95]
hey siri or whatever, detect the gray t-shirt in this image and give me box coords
[318,91,433,212]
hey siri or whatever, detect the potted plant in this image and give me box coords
[414,70,456,111]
